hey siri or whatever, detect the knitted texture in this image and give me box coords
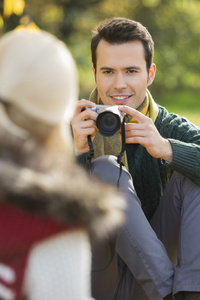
[89,88,159,167]
[26,230,91,300]
[78,105,200,220]
[126,106,200,220]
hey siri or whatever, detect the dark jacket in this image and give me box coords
[77,105,200,220]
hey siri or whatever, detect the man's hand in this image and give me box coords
[119,106,173,162]
[71,99,98,154]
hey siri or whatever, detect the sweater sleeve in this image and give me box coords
[168,139,200,185]
[76,152,90,168]
[157,107,200,185]
[25,230,92,300]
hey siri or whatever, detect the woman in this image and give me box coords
[0,29,125,300]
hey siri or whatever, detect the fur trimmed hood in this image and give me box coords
[0,132,125,239]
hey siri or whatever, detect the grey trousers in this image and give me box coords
[90,155,200,300]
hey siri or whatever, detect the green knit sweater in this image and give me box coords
[77,105,200,220]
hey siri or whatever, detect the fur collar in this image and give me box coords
[0,132,125,238]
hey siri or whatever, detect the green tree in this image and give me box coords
[85,0,200,99]
[1,0,200,110]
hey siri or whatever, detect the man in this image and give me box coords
[71,17,200,300]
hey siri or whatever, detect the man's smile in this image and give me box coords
[110,95,132,104]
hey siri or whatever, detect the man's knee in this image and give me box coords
[91,155,127,185]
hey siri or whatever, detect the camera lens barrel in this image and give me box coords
[86,105,124,137]
[96,106,123,136]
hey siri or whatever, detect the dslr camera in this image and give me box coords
[86,105,125,137]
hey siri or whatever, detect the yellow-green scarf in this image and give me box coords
[89,88,159,169]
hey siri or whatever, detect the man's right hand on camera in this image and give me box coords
[71,99,98,154]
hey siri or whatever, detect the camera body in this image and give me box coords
[86,105,125,137]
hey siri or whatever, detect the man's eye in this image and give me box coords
[127,69,137,73]
[103,70,113,74]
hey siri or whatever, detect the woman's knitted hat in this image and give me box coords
[0,29,78,127]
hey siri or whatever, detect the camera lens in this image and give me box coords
[96,111,121,136]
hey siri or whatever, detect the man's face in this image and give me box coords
[93,39,155,109]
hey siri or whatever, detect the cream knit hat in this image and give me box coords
[0,29,78,127]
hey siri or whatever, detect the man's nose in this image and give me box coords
[114,73,127,89]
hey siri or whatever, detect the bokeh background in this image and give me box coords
[0,0,200,125]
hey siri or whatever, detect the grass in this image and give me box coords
[165,108,200,126]
[158,91,200,126]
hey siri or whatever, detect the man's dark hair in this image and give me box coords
[91,17,154,72]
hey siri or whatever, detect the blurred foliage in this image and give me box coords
[0,0,200,117]
[3,0,25,17]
